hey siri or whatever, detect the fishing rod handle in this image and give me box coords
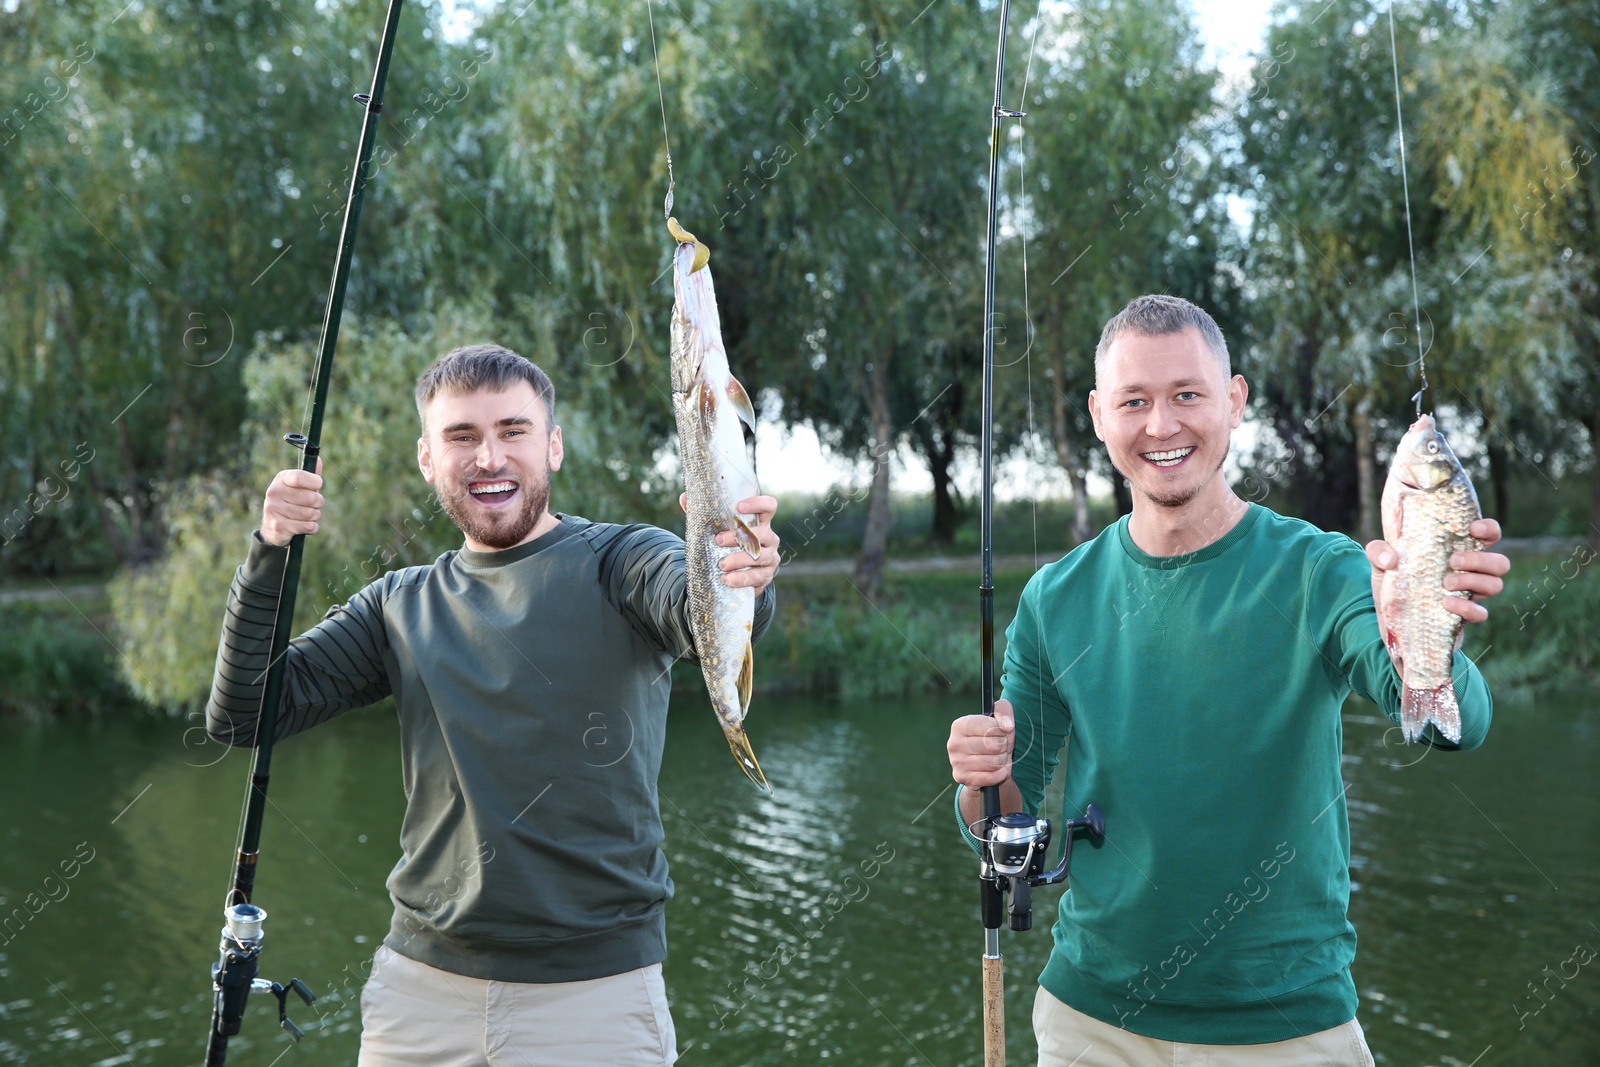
[983,953,1006,1066]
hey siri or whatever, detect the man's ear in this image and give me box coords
[1228,374,1249,430]
[547,425,564,472]
[418,434,435,483]
[1088,390,1106,442]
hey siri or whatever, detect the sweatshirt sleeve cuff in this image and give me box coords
[241,531,291,591]
[751,582,778,644]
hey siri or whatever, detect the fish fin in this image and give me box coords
[725,726,770,793]
[726,375,757,433]
[1382,624,1403,667]
[737,641,754,715]
[698,381,718,441]
[732,512,761,560]
[1400,683,1461,744]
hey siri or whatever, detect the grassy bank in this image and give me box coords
[671,567,1032,701]
[4,547,1594,718]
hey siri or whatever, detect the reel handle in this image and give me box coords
[1065,803,1105,841]
[265,977,317,1042]
[1027,803,1105,888]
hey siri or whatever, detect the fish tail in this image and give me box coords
[1401,683,1463,744]
[725,727,771,793]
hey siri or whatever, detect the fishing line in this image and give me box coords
[1386,2,1427,417]
[1015,10,1047,790]
[644,0,676,219]
[1018,12,1042,587]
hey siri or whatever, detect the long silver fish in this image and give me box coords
[1378,413,1482,743]
[668,217,768,790]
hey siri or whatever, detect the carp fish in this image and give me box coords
[1378,413,1482,744]
[668,216,769,790]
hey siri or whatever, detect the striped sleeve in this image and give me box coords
[206,533,393,747]
[590,523,776,660]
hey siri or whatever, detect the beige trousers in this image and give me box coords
[1034,986,1375,1067]
[356,945,677,1067]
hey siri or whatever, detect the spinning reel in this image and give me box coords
[975,805,1105,932]
[209,903,317,1052]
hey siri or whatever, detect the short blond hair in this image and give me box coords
[1094,295,1229,385]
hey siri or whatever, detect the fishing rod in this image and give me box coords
[972,4,1102,1064]
[202,1,406,1062]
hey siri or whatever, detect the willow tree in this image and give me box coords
[697,0,991,595]
[1520,0,1600,550]
[1237,0,1581,538]
[1418,14,1587,525]
[0,0,452,576]
[1009,0,1224,542]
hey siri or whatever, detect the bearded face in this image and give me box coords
[432,459,551,550]
[417,382,564,553]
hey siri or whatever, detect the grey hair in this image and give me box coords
[415,344,555,429]
[1093,294,1230,385]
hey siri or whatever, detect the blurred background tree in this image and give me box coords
[0,0,1593,710]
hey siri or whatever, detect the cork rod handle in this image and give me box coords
[983,953,1006,1066]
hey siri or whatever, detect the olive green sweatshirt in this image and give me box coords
[959,504,1491,1044]
[207,515,775,983]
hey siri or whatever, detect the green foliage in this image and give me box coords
[1236,0,1593,532]
[1018,0,1227,450]
[775,489,1120,561]
[0,0,463,575]
[6,0,1598,719]
[0,600,137,719]
[726,568,1027,700]
[108,301,666,712]
[1473,543,1600,694]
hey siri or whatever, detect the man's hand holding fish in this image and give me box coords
[1366,518,1509,624]
[680,491,782,592]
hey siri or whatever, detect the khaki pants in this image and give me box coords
[1034,985,1375,1067]
[357,945,677,1067]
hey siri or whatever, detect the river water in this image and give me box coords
[0,691,1595,1066]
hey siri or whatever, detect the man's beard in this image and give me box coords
[437,469,551,550]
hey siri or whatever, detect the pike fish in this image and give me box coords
[1378,413,1482,744]
[668,217,769,790]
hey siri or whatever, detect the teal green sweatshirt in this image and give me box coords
[208,515,774,984]
[959,504,1490,1044]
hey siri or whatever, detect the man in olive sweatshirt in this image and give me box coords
[946,296,1510,1066]
[207,344,780,1067]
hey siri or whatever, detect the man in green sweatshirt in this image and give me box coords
[207,344,780,1067]
[946,295,1509,1066]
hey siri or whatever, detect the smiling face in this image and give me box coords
[1088,327,1247,511]
[417,381,564,552]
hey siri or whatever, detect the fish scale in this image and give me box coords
[1379,414,1482,743]
[668,222,769,790]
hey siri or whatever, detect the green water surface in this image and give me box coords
[0,691,1594,1065]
